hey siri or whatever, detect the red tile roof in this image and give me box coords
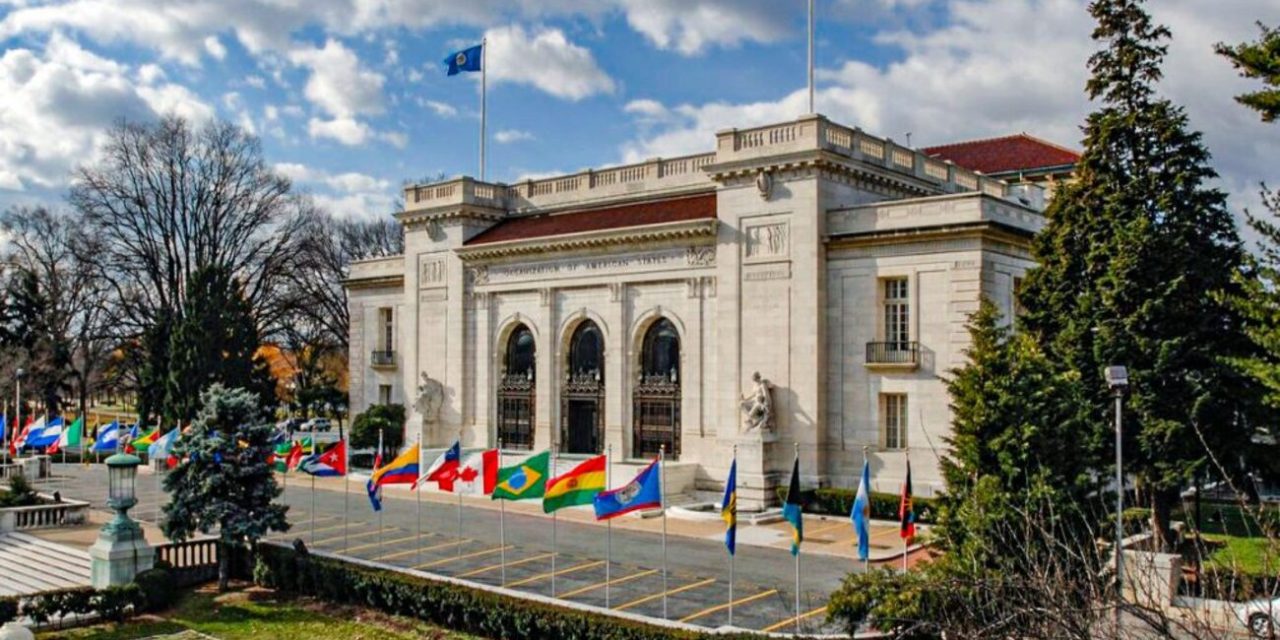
[923,133,1081,176]
[465,193,717,246]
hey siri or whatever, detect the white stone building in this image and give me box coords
[345,114,1077,508]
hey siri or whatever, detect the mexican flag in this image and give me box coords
[47,416,83,454]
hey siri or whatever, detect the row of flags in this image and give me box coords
[360,442,662,521]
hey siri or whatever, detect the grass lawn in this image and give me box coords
[38,587,485,640]
[1201,533,1280,578]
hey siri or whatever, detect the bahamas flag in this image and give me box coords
[492,451,549,501]
[593,459,662,520]
[851,459,872,562]
[444,44,482,76]
[366,445,420,511]
[782,453,803,556]
[722,459,737,556]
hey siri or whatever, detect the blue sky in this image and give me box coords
[0,0,1277,220]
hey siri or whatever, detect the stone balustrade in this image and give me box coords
[0,497,90,533]
[347,254,406,283]
[401,114,1011,215]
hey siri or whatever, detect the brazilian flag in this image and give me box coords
[782,454,803,556]
[492,451,550,501]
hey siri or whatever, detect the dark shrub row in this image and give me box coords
[775,486,938,525]
[0,566,175,627]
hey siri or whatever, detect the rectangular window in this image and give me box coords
[882,393,908,450]
[378,385,392,406]
[379,308,394,352]
[1012,276,1026,318]
[883,277,910,346]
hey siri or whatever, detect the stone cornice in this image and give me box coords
[706,149,942,199]
[394,203,506,230]
[342,275,405,291]
[456,218,718,262]
[825,220,1034,251]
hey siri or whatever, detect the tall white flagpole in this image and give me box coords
[605,442,612,608]
[794,442,801,637]
[310,437,317,545]
[551,446,558,598]
[498,439,506,586]
[480,37,487,181]
[457,432,464,557]
[416,439,423,565]
[377,430,384,554]
[807,0,815,114]
[661,445,669,620]
[863,445,870,574]
[343,436,350,553]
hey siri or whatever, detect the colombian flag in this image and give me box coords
[366,445,419,511]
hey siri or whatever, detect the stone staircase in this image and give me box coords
[0,532,92,596]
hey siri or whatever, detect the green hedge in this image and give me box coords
[255,544,768,640]
[0,569,172,628]
[776,486,938,524]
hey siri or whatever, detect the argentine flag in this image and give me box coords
[851,460,872,562]
[92,421,121,452]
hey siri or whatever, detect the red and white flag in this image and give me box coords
[456,449,498,495]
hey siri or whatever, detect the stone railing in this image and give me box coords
[347,254,405,283]
[403,152,716,214]
[0,497,90,532]
[717,115,1009,199]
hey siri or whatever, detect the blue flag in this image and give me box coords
[851,460,872,562]
[593,459,662,520]
[782,454,803,556]
[444,44,483,76]
[722,459,737,556]
[92,421,120,452]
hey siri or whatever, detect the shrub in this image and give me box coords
[256,543,762,640]
[775,486,938,524]
[0,596,16,625]
[0,474,42,508]
[94,584,143,623]
[1122,507,1152,537]
[350,404,406,451]
[134,566,178,612]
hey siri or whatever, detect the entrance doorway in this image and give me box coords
[560,320,604,454]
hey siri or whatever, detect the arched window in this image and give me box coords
[633,318,681,458]
[561,320,604,454]
[497,324,535,449]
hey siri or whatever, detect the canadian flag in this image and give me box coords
[456,449,498,495]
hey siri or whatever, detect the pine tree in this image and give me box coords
[1020,0,1253,549]
[1217,23,1280,122]
[165,266,269,424]
[161,384,288,590]
[939,300,1098,554]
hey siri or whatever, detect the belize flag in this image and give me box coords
[593,459,662,521]
[300,441,348,477]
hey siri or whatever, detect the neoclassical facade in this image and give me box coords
[346,114,1073,507]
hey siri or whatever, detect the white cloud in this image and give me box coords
[136,63,165,85]
[379,130,407,148]
[494,128,535,143]
[274,161,396,219]
[244,74,266,89]
[420,98,458,118]
[484,24,615,100]
[203,34,226,60]
[619,0,1280,220]
[288,38,384,118]
[307,116,371,145]
[624,99,669,119]
[617,0,793,55]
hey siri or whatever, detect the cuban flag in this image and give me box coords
[300,441,348,477]
[92,421,121,452]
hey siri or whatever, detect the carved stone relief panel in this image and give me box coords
[419,255,446,288]
[745,222,788,260]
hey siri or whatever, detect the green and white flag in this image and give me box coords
[49,416,83,454]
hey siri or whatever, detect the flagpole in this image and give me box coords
[416,439,423,565]
[310,438,317,545]
[729,444,736,628]
[794,441,801,637]
[377,430,384,555]
[343,435,350,554]
[605,442,612,608]
[457,433,464,557]
[498,439,506,586]
[479,36,487,181]
[806,0,815,114]
[551,446,558,598]
[862,445,870,574]
[661,444,668,620]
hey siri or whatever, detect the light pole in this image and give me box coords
[90,452,154,587]
[1105,365,1129,617]
[10,368,26,464]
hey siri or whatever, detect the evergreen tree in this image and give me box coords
[165,265,273,424]
[939,300,1098,554]
[161,384,288,590]
[1020,0,1253,549]
[1217,23,1280,122]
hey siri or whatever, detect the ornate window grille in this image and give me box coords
[497,325,536,450]
[561,321,604,454]
[633,318,681,459]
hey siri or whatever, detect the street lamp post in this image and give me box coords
[1105,365,1129,622]
[89,452,154,588]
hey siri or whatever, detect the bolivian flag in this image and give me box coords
[543,454,606,513]
[492,451,549,501]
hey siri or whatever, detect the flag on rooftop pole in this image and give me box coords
[443,41,485,180]
[852,448,872,569]
[722,447,738,627]
[783,443,804,635]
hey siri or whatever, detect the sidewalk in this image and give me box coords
[296,473,926,563]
